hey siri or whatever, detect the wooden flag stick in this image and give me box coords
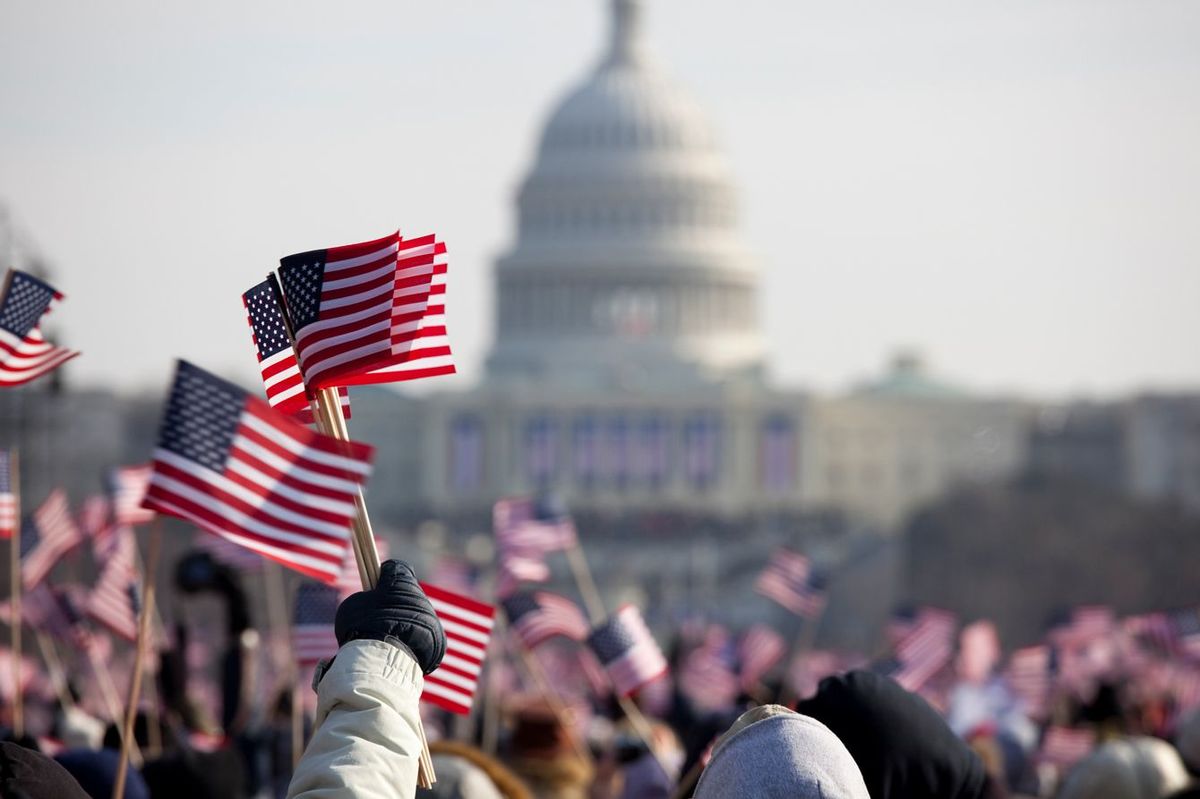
[113,521,162,799]
[616,694,674,780]
[566,544,606,626]
[34,632,73,711]
[311,387,435,788]
[9,449,21,738]
[268,274,432,786]
[88,644,141,766]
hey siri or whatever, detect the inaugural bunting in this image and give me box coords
[141,360,373,584]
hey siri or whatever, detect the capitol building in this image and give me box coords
[353,0,1032,538]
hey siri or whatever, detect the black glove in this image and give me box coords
[335,560,446,675]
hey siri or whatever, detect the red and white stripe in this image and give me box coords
[739,623,786,690]
[420,582,495,715]
[88,529,140,641]
[0,318,78,387]
[143,398,372,584]
[357,235,456,384]
[1039,726,1095,768]
[293,623,338,666]
[22,490,83,589]
[113,465,155,526]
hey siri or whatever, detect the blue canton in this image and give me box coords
[588,615,636,665]
[278,250,327,331]
[502,592,540,624]
[0,272,57,338]
[19,517,39,558]
[243,280,292,359]
[0,451,10,493]
[157,361,245,473]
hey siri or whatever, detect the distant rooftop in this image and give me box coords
[852,352,968,399]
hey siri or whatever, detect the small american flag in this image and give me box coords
[885,607,957,692]
[1038,726,1095,768]
[502,591,589,650]
[242,279,349,424]
[0,451,15,538]
[420,582,495,715]
[0,270,79,387]
[495,551,551,599]
[1006,645,1052,718]
[738,623,786,690]
[111,465,155,527]
[292,582,339,666]
[77,495,113,554]
[1169,608,1200,661]
[277,232,454,390]
[21,490,83,589]
[141,360,373,584]
[493,496,577,555]
[755,549,825,617]
[678,629,740,710]
[88,528,140,642]
[1054,606,1114,650]
[587,605,668,698]
[426,555,476,597]
[1124,612,1176,656]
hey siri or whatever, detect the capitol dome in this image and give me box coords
[487,0,766,390]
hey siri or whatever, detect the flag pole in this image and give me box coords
[88,644,141,766]
[267,275,434,787]
[34,631,74,711]
[264,561,304,770]
[113,520,162,799]
[565,545,605,626]
[9,448,22,738]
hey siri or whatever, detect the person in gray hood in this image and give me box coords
[693,705,871,799]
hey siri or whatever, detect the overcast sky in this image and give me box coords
[1,0,1197,399]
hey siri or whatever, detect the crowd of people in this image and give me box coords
[0,545,1199,799]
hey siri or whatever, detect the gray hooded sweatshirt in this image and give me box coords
[695,707,871,799]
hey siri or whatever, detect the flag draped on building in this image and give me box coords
[21,490,82,589]
[502,591,590,650]
[88,529,141,642]
[292,582,339,666]
[276,232,454,390]
[0,451,15,539]
[141,360,374,584]
[420,582,495,715]
[586,605,668,698]
[0,270,79,386]
[242,279,349,423]
[755,548,826,617]
[111,465,155,527]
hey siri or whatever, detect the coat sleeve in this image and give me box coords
[286,638,425,799]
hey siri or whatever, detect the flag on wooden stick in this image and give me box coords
[587,605,668,698]
[420,582,495,715]
[21,490,82,589]
[242,279,349,424]
[293,582,339,666]
[0,270,79,386]
[502,591,589,650]
[111,466,155,527]
[277,232,454,389]
[0,451,15,539]
[141,360,374,584]
[88,529,141,642]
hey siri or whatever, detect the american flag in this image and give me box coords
[277,232,454,390]
[1124,612,1176,656]
[755,549,825,617]
[496,551,551,599]
[0,451,15,538]
[242,279,349,424]
[1038,726,1095,768]
[292,582,339,666]
[678,628,740,710]
[885,607,957,692]
[502,591,589,650]
[111,465,155,527]
[420,582,495,715]
[426,555,476,597]
[1006,645,1052,718]
[141,360,373,584]
[0,270,79,387]
[738,623,786,690]
[1054,606,1114,650]
[88,529,140,642]
[493,496,577,555]
[587,605,668,698]
[790,650,845,700]
[77,495,112,552]
[1169,608,1200,661]
[333,536,390,597]
[21,489,83,589]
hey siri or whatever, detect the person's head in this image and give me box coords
[0,741,90,799]
[694,705,869,799]
[796,670,991,799]
[1057,737,1189,799]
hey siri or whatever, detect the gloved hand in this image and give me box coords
[335,560,446,675]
